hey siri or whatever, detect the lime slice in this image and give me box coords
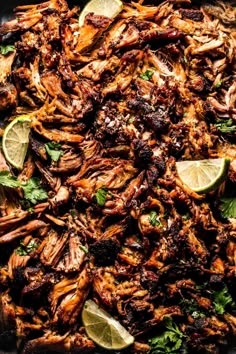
[176,158,230,193]
[2,115,31,170]
[82,300,134,350]
[79,0,123,27]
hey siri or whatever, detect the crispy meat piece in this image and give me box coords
[90,239,121,266]
[0,220,47,244]
[53,267,91,325]
[0,293,16,350]
[40,229,69,267]
[0,0,236,353]
[0,84,17,111]
[22,330,95,354]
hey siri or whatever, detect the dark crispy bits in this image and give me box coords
[89,239,121,266]
[0,0,235,353]
[145,108,170,133]
[132,139,153,165]
[179,9,204,22]
[0,84,17,111]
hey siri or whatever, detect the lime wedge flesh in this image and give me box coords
[79,0,123,27]
[2,115,31,170]
[82,300,134,350]
[176,158,230,193]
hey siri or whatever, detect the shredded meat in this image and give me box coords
[0,0,235,353]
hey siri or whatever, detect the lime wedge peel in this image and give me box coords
[2,115,31,170]
[82,300,134,350]
[176,158,230,194]
[79,0,123,27]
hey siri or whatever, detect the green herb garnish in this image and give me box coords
[0,171,21,188]
[149,317,184,354]
[140,69,154,81]
[215,80,222,89]
[220,198,236,218]
[16,239,38,256]
[213,286,233,315]
[79,245,88,254]
[215,119,236,134]
[0,44,15,55]
[149,210,161,227]
[94,187,109,206]
[22,178,48,205]
[45,142,64,162]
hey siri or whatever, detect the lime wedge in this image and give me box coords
[176,158,230,193]
[82,300,134,350]
[79,0,123,27]
[2,115,31,170]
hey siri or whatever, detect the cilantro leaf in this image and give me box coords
[215,119,236,134]
[79,245,88,254]
[215,80,222,89]
[45,142,64,162]
[16,240,38,256]
[94,187,108,206]
[0,171,21,188]
[149,317,184,354]
[140,69,154,81]
[0,44,15,55]
[213,286,233,315]
[149,210,161,227]
[220,198,236,218]
[22,178,48,205]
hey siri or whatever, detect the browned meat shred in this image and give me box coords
[0,0,235,353]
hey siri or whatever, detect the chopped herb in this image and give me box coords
[180,298,200,314]
[215,80,222,89]
[128,117,135,124]
[79,245,88,254]
[0,44,15,56]
[213,286,233,315]
[27,207,34,214]
[16,246,28,256]
[0,171,21,189]
[94,187,108,206]
[149,210,161,227]
[220,198,236,218]
[215,119,236,134]
[149,317,184,354]
[191,311,205,319]
[140,69,154,81]
[70,209,77,218]
[183,56,188,64]
[45,142,64,162]
[16,239,38,256]
[182,213,191,221]
[22,178,48,205]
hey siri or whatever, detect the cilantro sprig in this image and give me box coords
[0,171,21,188]
[149,317,184,354]
[220,198,236,218]
[22,178,48,205]
[213,286,234,315]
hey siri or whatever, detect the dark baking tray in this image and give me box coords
[0,1,236,353]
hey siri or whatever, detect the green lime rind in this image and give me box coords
[176,158,231,194]
[82,300,134,350]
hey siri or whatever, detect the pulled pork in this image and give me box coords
[0,0,235,353]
